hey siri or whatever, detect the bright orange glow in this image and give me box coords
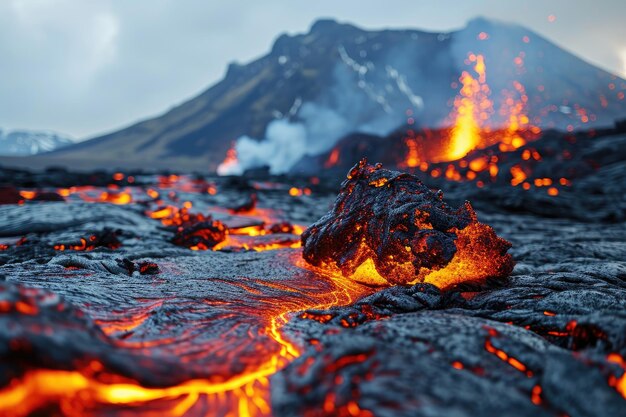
[446,54,492,161]
[607,353,626,399]
[469,156,488,172]
[217,145,239,175]
[422,222,513,290]
[325,148,340,168]
[510,165,527,186]
[212,235,301,252]
[485,338,532,376]
[531,385,542,405]
[350,258,388,286]
[18,191,37,200]
[99,192,132,205]
[402,137,420,168]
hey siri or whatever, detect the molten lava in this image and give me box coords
[146,197,306,253]
[396,53,545,194]
[325,148,340,168]
[302,160,514,289]
[0,253,373,417]
[217,144,240,175]
[446,54,493,161]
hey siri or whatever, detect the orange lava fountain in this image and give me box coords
[445,54,493,161]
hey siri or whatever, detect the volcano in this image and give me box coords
[8,17,625,173]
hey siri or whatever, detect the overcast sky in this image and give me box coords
[1,0,625,139]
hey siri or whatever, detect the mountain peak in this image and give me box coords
[310,18,341,32]
[309,18,361,35]
[463,16,524,34]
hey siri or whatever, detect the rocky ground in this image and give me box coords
[0,159,624,416]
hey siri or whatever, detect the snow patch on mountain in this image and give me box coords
[0,129,75,156]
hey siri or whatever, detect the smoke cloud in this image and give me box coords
[219,52,411,175]
[219,102,355,175]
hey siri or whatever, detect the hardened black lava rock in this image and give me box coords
[171,219,227,249]
[301,159,514,286]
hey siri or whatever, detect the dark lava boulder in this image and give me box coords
[302,159,514,288]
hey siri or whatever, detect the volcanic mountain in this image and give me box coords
[18,17,626,172]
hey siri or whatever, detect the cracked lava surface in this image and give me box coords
[0,163,624,417]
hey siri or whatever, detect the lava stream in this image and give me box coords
[0,253,373,417]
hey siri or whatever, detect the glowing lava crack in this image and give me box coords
[302,159,514,288]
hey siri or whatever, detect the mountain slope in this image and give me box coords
[44,17,626,172]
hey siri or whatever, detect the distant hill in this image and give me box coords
[0,129,74,156]
[28,17,626,173]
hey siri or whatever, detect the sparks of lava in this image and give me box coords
[430,52,539,162]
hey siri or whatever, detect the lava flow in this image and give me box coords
[1,159,624,416]
[0,160,512,416]
[0,171,378,416]
[0,254,374,417]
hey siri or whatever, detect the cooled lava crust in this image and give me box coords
[302,159,514,288]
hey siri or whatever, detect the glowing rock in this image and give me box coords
[172,219,227,250]
[301,159,514,289]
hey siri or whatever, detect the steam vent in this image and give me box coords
[302,159,514,288]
